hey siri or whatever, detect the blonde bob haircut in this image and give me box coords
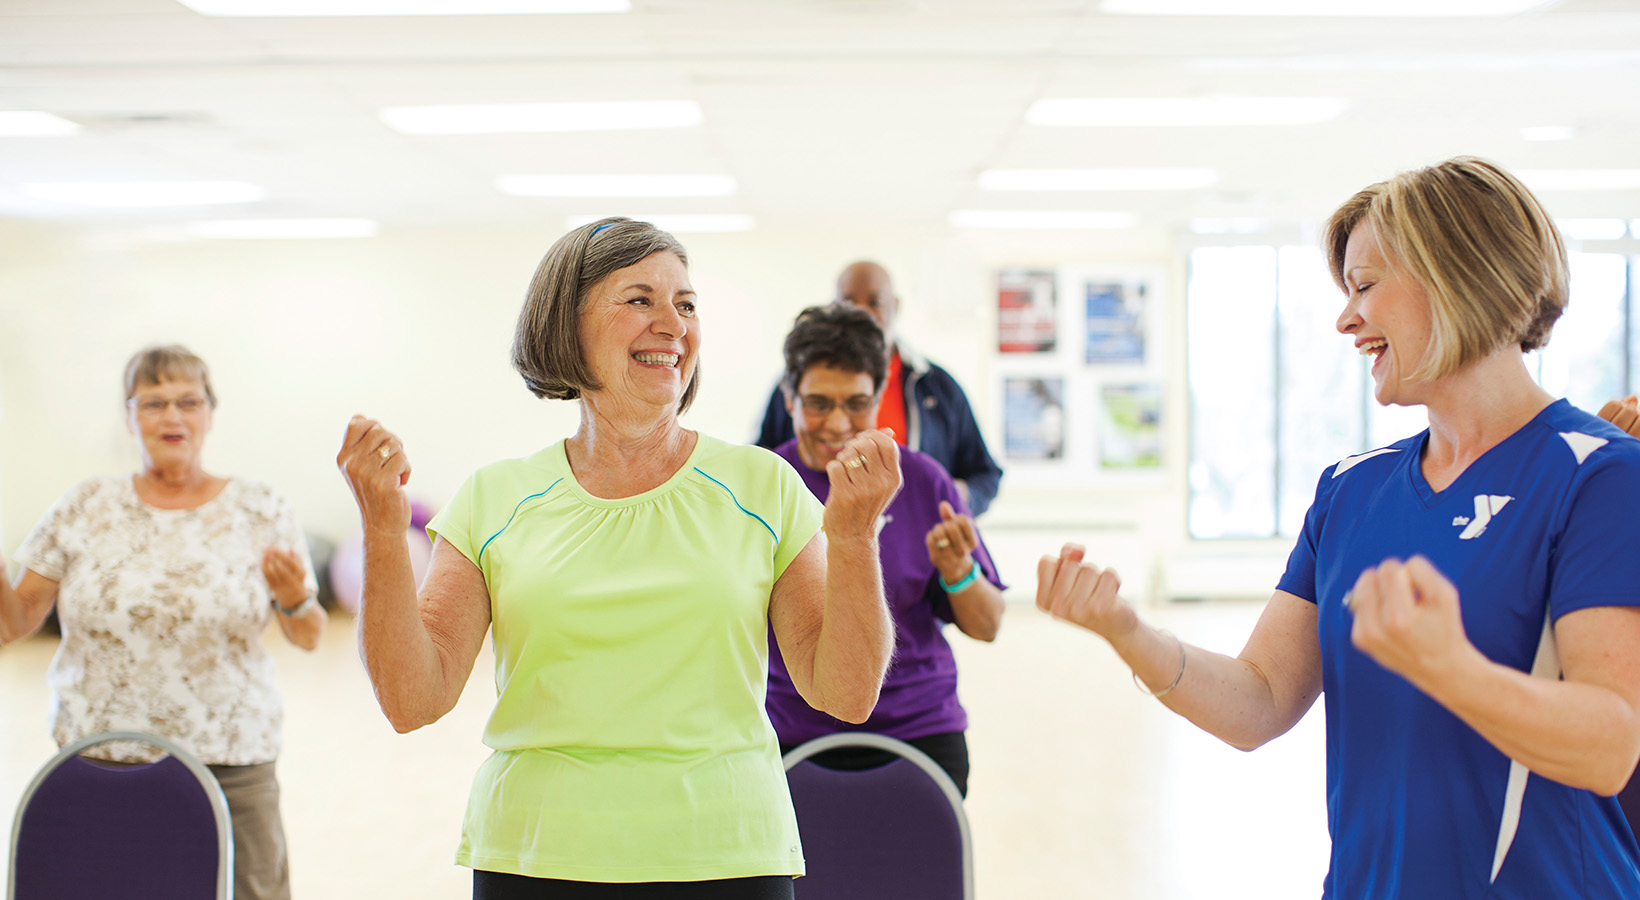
[511,216,698,412]
[1323,156,1567,383]
[123,344,217,408]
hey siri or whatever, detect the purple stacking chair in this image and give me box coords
[782,733,972,900]
[7,731,232,900]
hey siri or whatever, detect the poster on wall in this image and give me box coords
[1098,383,1163,470]
[1003,376,1066,460]
[1084,280,1146,364]
[997,269,1057,353]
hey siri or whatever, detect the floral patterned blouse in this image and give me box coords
[16,475,316,765]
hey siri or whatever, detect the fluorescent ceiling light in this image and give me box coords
[0,111,82,136]
[499,174,737,198]
[1517,170,1640,192]
[188,218,379,239]
[1028,97,1346,127]
[979,168,1217,191]
[1189,217,1271,234]
[566,214,755,233]
[1521,125,1576,142]
[178,0,627,15]
[1555,218,1627,241]
[1100,0,1550,15]
[21,181,264,207]
[949,210,1137,230]
[381,101,701,135]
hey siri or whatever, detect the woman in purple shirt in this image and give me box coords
[766,304,1006,795]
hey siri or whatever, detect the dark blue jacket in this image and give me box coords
[754,343,1004,515]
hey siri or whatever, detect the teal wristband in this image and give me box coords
[274,594,317,617]
[940,561,980,593]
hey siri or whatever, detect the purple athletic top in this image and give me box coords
[766,439,1005,744]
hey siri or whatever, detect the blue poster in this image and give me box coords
[1085,281,1145,364]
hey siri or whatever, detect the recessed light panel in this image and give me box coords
[1101,0,1550,15]
[949,210,1137,230]
[0,111,82,136]
[1028,97,1346,127]
[565,214,755,233]
[381,101,701,135]
[499,175,737,198]
[179,0,627,16]
[21,181,264,207]
[188,218,379,239]
[979,169,1218,191]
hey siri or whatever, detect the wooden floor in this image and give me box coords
[0,601,1329,898]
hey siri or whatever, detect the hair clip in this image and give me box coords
[591,222,616,237]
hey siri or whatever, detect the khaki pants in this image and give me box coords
[208,762,291,900]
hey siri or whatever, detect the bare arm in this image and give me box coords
[925,500,1003,642]
[338,415,490,732]
[1036,543,1323,750]
[0,559,60,644]
[768,429,902,724]
[1351,556,1640,794]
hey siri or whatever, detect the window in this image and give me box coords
[1187,247,1636,540]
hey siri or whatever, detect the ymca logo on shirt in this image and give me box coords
[1451,494,1513,540]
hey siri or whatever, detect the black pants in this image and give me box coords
[474,873,793,899]
[781,730,969,797]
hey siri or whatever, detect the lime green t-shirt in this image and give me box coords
[427,433,823,883]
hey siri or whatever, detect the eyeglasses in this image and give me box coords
[128,396,209,418]
[800,395,876,417]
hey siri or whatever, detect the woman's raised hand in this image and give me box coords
[1036,543,1138,642]
[822,428,902,539]
[260,546,309,604]
[925,500,978,581]
[1597,395,1640,439]
[337,415,413,535]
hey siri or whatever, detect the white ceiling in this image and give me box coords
[2,0,1638,234]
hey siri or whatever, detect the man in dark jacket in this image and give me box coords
[756,261,1004,515]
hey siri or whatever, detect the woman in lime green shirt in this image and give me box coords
[336,217,902,900]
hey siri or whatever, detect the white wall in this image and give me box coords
[0,217,1292,603]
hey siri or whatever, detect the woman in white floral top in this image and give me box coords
[0,344,324,900]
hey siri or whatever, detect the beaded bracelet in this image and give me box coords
[939,561,980,593]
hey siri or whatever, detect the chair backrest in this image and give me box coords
[7,730,233,900]
[783,733,973,900]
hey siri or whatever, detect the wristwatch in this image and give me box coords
[273,594,319,617]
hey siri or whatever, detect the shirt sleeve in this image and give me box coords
[1276,467,1335,604]
[426,473,480,568]
[770,459,823,581]
[14,481,88,582]
[1548,451,1640,620]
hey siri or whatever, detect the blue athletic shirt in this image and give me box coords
[1278,399,1640,899]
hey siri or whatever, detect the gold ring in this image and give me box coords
[936,538,951,549]
[378,444,392,460]
[844,455,865,469]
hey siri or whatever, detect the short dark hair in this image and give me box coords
[781,303,888,399]
[123,344,217,407]
[511,216,700,411]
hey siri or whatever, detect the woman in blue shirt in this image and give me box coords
[1037,157,1640,899]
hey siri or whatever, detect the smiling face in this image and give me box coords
[788,364,881,471]
[127,377,214,471]
[1337,220,1436,408]
[577,250,700,413]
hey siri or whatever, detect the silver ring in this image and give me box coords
[936,538,951,549]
